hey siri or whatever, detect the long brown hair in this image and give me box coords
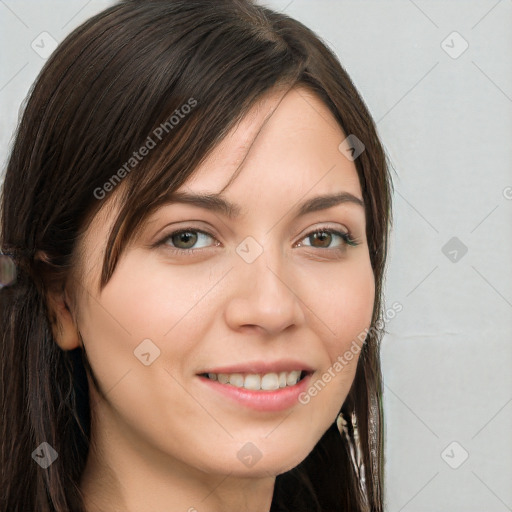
[0,1,393,510]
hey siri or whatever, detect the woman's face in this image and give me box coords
[72,86,375,480]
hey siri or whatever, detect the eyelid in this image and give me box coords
[153,222,360,255]
[296,228,359,248]
[150,222,220,247]
[152,227,220,251]
[295,221,353,242]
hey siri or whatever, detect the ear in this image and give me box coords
[35,250,81,351]
[46,286,81,351]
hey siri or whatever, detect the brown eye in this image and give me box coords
[308,231,332,248]
[170,231,198,249]
[299,228,358,250]
[160,228,219,252]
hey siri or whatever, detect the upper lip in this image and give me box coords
[197,360,315,375]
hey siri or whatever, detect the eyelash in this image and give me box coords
[155,226,360,257]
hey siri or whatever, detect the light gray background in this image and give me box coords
[1,1,511,511]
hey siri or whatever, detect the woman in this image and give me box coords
[0,1,393,510]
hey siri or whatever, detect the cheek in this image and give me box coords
[300,254,375,349]
[332,262,375,345]
[80,252,215,344]
[75,253,223,401]
[296,256,375,414]
[331,260,375,373]
[74,258,225,455]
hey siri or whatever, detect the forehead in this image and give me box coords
[181,84,362,203]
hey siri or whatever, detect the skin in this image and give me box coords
[46,85,375,512]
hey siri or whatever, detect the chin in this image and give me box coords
[246,445,314,477]
[194,441,313,479]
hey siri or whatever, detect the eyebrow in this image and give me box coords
[163,191,365,219]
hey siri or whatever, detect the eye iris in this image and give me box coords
[311,231,331,248]
[172,231,197,249]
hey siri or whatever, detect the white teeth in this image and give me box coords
[217,373,229,384]
[229,373,244,387]
[205,370,304,390]
[261,373,279,391]
[243,374,261,390]
[286,370,301,386]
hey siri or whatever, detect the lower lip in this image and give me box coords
[197,374,312,412]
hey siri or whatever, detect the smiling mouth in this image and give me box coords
[198,370,310,391]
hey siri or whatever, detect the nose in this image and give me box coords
[223,245,306,336]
